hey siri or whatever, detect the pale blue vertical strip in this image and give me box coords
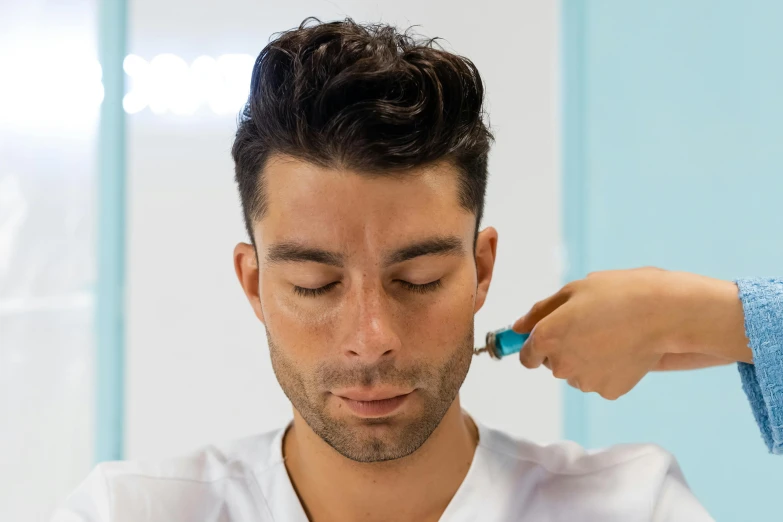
[96,0,127,463]
[561,0,588,446]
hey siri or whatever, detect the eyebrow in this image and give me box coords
[264,235,465,268]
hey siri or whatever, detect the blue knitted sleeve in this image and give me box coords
[735,278,783,454]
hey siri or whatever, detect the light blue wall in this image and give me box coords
[562,0,783,519]
[96,0,127,463]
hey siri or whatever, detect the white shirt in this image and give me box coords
[53,420,713,522]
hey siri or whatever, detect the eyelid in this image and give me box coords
[397,279,443,294]
[293,281,339,297]
[292,279,443,298]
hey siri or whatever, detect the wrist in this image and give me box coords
[670,274,752,363]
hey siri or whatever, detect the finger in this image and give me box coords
[512,284,574,334]
[519,335,547,369]
[600,364,651,401]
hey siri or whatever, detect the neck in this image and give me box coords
[282,397,478,522]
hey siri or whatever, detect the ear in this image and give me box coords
[473,227,498,314]
[233,242,266,325]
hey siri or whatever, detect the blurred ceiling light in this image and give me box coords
[0,51,253,128]
[123,53,254,115]
[0,47,104,132]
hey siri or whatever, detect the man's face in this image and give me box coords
[234,155,496,463]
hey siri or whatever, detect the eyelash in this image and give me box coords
[292,279,443,298]
[293,282,339,298]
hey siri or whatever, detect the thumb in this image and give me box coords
[518,332,547,369]
[513,285,573,334]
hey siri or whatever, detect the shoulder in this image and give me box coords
[470,422,711,520]
[53,427,288,522]
[96,427,286,483]
[476,421,681,479]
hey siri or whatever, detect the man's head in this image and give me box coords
[232,18,497,463]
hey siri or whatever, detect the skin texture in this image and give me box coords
[514,267,752,400]
[233,155,497,522]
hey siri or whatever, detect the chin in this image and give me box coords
[318,413,437,463]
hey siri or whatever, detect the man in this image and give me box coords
[55,18,712,521]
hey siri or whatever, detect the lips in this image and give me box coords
[335,388,413,402]
[333,389,414,418]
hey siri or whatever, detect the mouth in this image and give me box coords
[332,389,415,418]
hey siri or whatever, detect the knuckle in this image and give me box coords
[567,377,583,391]
[532,324,558,351]
[550,360,570,379]
[528,301,543,316]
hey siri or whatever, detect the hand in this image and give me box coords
[513,268,752,400]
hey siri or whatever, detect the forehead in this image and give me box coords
[255,156,474,248]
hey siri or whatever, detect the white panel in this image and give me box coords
[0,1,98,519]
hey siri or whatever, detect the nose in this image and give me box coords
[342,284,401,363]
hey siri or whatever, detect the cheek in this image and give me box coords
[400,269,476,352]
[259,275,341,362]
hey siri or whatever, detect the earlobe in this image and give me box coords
[473,227,498,314]
[233,242,266,324]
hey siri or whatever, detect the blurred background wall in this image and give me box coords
[561,1,783,519]
[3,0,783,520]
[0,1,100,521]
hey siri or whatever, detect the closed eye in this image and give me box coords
[292,280,443,297]
[397,279,442,294]
[293,282,339,297]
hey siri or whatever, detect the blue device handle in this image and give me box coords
[493,328,530,357]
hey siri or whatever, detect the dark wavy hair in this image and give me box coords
[232,18,493,247]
